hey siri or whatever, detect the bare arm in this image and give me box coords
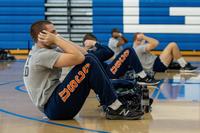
[59,35,88,55]
[116,34,128,47]
[72,44,88,55]
[139,34,159,52]
[38,30,85,68]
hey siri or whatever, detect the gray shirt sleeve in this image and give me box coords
[36,49,61,69]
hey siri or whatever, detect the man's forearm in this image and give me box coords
[55,37,83,56]
[59,35,87,55]
[143,35,159,46]
[121,36,128,43]
[73,44,88,55]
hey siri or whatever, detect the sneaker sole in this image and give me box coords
[106,114,144,120]
[180,69,197,73]
[137,81,160,86]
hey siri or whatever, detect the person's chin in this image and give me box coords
[45,45,57,49]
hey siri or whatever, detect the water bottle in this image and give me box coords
[141,86,150,113]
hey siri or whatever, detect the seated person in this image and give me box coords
[108,28,128,57]
[82,33,160,85]
[23,20,144,120]
[133,33,197,73]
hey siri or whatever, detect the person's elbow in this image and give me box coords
[150,40,159,49]
[76,54,85,64]
[146,40,159,51]
[154,40,159,46]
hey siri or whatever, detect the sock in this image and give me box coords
[177,57,187,67]
[137,70,147,78]
[109,99,122,110]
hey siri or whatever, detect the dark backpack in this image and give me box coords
[0,49,15,61]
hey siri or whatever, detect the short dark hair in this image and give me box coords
[82,33,97,46]
[30,20,53,42]
[111,28,120,34]
[133,32,140,41]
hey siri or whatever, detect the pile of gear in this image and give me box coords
[0,49,16,61]
[98,79,154,115]
[112,79,153,114]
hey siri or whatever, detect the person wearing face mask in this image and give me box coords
[133,33,197,73]
[83,33,160,85]
[108,28,128,58]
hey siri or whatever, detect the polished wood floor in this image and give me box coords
[0,59,200,133]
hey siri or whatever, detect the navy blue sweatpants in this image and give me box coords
[44,54,117,120]
[106,48,143,79]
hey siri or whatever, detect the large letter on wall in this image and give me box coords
[123,0,200,33]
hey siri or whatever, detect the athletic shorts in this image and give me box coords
[153,56,168,72]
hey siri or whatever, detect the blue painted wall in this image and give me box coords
[0,0,45,49]
[93,0,200,50]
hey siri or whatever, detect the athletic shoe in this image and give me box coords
[105,104,144,120]
[168,62,181,70]
[180,63,198,73]
[136,75,160,86]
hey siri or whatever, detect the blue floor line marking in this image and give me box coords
[0,108,109,133]
[0,80,22,86]
[0,60,26,63]
[151,88,159,99]
[15,84,27,93]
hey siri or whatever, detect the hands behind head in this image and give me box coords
[38,30,57,46]
[84,40,97,49]
[113,32,122,38]
[137,33,144,40]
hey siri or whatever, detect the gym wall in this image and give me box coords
[0,0,45,49]
[93,0,200,51]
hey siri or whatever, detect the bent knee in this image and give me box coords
[124,47,136,55]
[84,53,100,65]
[168,42,178,48]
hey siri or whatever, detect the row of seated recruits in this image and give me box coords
[23,20,197,120]
[108,28,197,74]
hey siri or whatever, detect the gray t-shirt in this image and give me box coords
[134,44,157,71]
[23,45,62,112]
[108,37,123,57]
